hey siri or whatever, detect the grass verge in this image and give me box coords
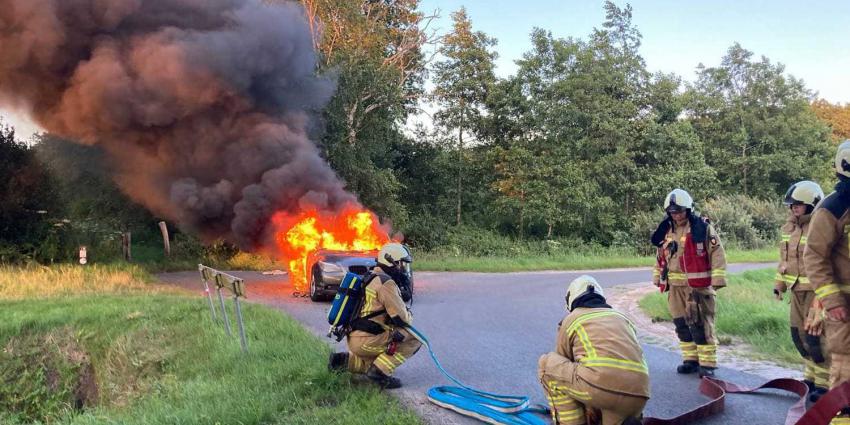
[638,268,799,365]
[414,246,776,273]
[0,265,420,425]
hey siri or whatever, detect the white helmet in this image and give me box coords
[836,140,850,178]
[377,242,412,267]
[565,275,605,311]
[784,180,824,208]
[663,189,694,213]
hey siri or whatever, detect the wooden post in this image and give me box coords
[122,232,131,262]
[158,221,171,257]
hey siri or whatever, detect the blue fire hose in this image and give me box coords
[405,325,550,425]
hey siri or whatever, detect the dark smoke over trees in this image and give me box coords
[0,0,356,250]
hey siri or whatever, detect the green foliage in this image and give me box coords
[687,43,833,198]
[702,195,786,249]
[639,268,800,365]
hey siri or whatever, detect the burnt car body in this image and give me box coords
[307,249,413,303]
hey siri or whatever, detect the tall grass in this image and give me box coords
[0,266,420,425]
[0,264,178,300]
[638,268,799,365]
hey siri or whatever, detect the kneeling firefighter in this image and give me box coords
[651,189,727,377]
[328,242,421,388]
[538,276,650,425]
[774,180,829,402]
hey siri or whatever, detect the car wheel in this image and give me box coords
[310,268,324,302]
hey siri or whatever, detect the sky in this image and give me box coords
[3,0,849,139]
[418,0,850,99]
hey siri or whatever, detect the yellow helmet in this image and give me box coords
[565,275,605,311]
[377,242,412,267]
[836,140,850,178]
[783,180,824,208]
[663,189,694,213]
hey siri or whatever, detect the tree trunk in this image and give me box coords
[546,222,553,239]
[456,109,464,227]
[742,142,748,195]
[158,221,171,257]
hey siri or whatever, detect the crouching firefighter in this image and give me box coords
[651,189,727,378]
[328,242,421,389]
[775,180,830,402]
[538,275,650,425]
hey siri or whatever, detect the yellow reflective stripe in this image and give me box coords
[829,418,850,424]
[393,353,406,364]
[816,284,841,299]
[799,276,810,284]
[580,356,649,374]
[363,288,377,314]
[668,272,687,279]
[781,234,791,241]
[556,410,584,420]
[775,273,785,282]
[652,269,660,277]
[565,311,632,336]
[800,236,808,245]
[575,325,597,358]
[711,270,726,277]
[376,355,396,371]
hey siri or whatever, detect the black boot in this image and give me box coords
[677,360,699,374]
[698,366,716,378]
[328,352,349,373]
[366,365,402,389]
[809,386,828,403]
[621,416,643,425]
[803,379,816,393]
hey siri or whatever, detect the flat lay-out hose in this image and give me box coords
[406,325,551,425]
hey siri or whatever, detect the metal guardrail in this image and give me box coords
[198,264,248,353]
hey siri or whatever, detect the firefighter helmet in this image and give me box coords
[663,189,694,213]
[377,242,412,267]
[783,181,824,207]
[836,140,850,178]
[565,275,605,311]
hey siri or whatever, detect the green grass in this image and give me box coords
[414,246,777,273]
[638,268,799,365]
[0,265,420,425]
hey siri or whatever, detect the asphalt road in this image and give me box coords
[159,263,800,425]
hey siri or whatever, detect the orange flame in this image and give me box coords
[272,206,390,293]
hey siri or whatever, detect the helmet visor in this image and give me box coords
[666,205,686,214]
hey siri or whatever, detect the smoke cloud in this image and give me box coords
[0,0,358,249]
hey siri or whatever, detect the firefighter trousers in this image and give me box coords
[347,328,421,376]
[789,290,830,388]
[539,359,647,425]
[825,297,850,424]
[668,285,717,367]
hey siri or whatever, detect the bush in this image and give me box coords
[702,195,785,249]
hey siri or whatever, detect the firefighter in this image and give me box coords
[538,275,649,425]
[651,189,727,378]
[775,180,829,402]
[327,242,421,389]
[805,140,850,421]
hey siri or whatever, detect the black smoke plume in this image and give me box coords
[0,0,357,249]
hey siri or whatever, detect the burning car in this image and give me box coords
[307,249,414,303]
[307,249,376,301]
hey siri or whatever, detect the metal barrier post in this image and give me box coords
[215,274,233,337]
[198,265,250,353]
[198,265,218,322]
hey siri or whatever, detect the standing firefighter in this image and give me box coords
[538,275,649,425]
[775,180,829,402]
[651,189,727,377]
[328,243,421,389]
[805,140,850,422]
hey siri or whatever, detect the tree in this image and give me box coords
[812,98,850,141]
[0,122,59,261]
[686,44,832,198]
[431,7,498,226]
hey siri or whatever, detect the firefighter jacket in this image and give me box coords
[652,219,727,288]
[551,307,651,398]
[349,267,413,338]
[776,212,813,292]
[804,191,850,312]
